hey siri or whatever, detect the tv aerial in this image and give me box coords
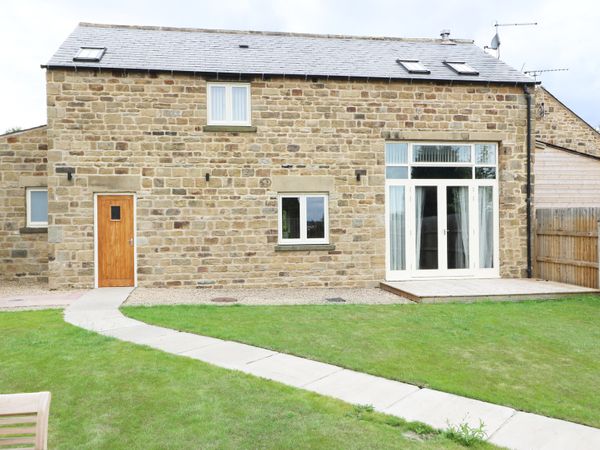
[485,21,538,59]
[523,68,569,81]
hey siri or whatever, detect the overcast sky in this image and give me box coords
[2,0,599,133]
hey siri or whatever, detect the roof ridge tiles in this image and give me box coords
[77,22,475,44]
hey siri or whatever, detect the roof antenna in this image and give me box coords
[523,68,569,81]
[484,21,537,59]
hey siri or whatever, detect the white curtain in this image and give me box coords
[415,187,426,269]
[453,187,469,268]
[232,86,248,122]
[479,186,494,268]
[210,86,226,121]
[389,186,405,270]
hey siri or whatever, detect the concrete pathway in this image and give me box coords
[65,288,600,450]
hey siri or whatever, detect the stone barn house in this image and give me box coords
[1,23,598,289]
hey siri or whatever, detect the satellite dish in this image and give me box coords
[489,32,501,50]
[485,21,537,58]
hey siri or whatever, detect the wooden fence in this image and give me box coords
[535,208,600,288]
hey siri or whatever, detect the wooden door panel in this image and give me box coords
[97,195,134,287]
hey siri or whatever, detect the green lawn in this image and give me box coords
[124,295,600,429]
[0,310,480,449]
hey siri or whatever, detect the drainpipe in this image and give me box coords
[524,85,533,278]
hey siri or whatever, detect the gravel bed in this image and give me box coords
[0,281,73,298]
[125,287,411,306]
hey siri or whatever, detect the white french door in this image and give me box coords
[385,179,499,281]
[384,141,500,281]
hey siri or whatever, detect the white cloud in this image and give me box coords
[1,0,598,131]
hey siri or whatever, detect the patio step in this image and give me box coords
[380,278,599,303]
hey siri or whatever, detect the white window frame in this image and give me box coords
[278,194,329,245]
[207,82,252,126]
[26,187,48,228]
[74,47,106,62]
[445,61,479,75]
[397,59,430,74]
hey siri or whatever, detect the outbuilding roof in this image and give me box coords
[45,23,534,84]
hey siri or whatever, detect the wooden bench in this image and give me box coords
[0,392,51,450]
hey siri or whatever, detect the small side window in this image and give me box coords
[278,194,329,244]
[26,187,48,228]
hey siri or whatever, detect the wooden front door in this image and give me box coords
[97,195,135,287]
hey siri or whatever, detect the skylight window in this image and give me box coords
[396,59,430,74]
[445,61,479,75]
[73,47,106,62]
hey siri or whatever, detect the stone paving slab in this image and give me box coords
[143,332,223,354]
[66,316,142,332]
[243,353,342,388]
[64,310,124,322]
[180,341,276,370]
[489,411,600,450]
[304,368,419,411]
[103,324,177,344]
[67,287,133,311]
[385,387,515,437]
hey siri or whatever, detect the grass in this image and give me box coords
[123,295,600,428]
[0,310,482,449]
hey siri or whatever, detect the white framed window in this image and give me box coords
[278,194,329,245]
[207,83,251,126]
[26,187,48,228]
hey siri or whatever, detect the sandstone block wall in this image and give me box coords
[0,126,49,283]
[45,69,529,289]
[535,86,600,157]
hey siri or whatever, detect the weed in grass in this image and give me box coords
[407,421,437,436]
[445,420,487,446]
[347,404,375,420]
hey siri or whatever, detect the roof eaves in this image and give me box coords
[40,63,537,86]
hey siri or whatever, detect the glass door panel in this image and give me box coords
[415,186,438,270]
[446,186,470,269]
[478,186,494,268]
[389,186,406,271]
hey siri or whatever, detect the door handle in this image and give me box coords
[129,238,134,247]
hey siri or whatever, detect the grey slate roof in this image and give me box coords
[45,23,534,84]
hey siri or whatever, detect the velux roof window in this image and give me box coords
[73,47,106,62]
[396,59,430,74]
[445,61,479,75]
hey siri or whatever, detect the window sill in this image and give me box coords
[274,244,336,252]
[203,125,257,133]
[19,227,48,234]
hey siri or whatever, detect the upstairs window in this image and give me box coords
[26,187,48,228]
[445,61,479,75]
[396,59,430,74]
[73,47,106,62]
[207,83,251,126]
[278,194,329,245]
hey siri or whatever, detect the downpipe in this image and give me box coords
[524,86,533,278]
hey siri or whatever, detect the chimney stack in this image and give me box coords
[440,29,451,42]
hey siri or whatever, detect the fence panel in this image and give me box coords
[535,208,599,288]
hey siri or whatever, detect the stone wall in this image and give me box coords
[0,126,48,283]
[535,86,600,157]
[46,69,529,289]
